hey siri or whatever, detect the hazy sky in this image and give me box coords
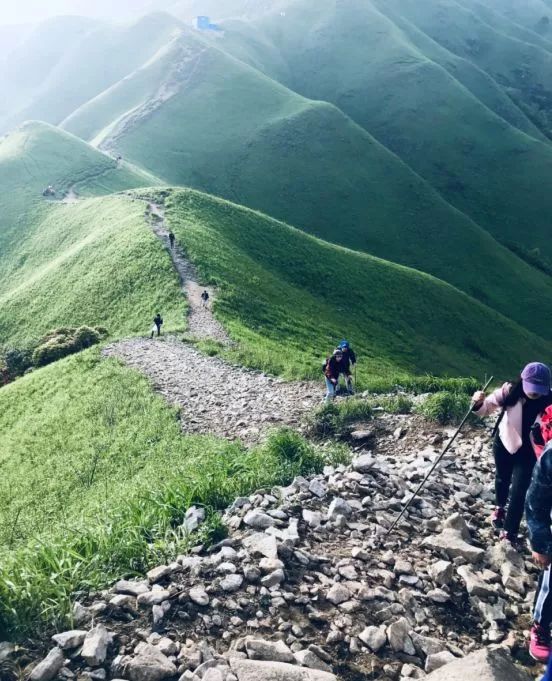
[0,0,165,25]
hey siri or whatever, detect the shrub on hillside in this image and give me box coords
[32,326,103,368]
[309,398,373,438]
[415,391,471,426]
[372,394,413,414]
[0,346,34,384]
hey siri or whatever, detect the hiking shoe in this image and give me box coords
[530,624,551,662]
[491,506,505,529]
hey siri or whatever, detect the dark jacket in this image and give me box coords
[154,315,163,328]
[526,443,552,555]
[324,356,342,381]
[340,348,356,372]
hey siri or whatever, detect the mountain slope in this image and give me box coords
[60,31,552,341]
[238,0,552,260]
[0,122,180,347]
[0,13,183,134]
[162,187,551,380]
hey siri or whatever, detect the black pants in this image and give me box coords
[534,566,552,629]
[494,437,536,536]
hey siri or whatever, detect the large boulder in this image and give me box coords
[425,648,532,680]
[125,643,177,681]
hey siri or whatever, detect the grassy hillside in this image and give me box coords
[241,0,552,261]
[60,33,552,341]
[0,349,321,637]
[0,122,181,347]
[162,188,551,381]
[0,13,183,133]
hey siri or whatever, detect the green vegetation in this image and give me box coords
[0,350,323,639]
[415,391,473,425]
[371,394,414,415]
[309,399,374,439]
[163,188,551,382]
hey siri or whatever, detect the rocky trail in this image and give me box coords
[104,337,320,442]
[147,203,231,346]
[104,200,320,443]
[12,411,547,681]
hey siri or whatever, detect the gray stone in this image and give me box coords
[137,590,171,606]
[184,506,206,533]
[189,586,210,606]
[421,529,484,563]
[147,565,172,584]
[126,643,177,681]
[358,626,387,652]
[51,630,88,650]
[428,560,453,587]
[81,625,110,666]
[261,569,285,588]
[221,574,244,592]
[425,652,456,673]
[0,642,15,663]
[303,510,323,528]
[243,533,279,559]
[114,579,150,596]
[245,639,295,663]
[294,650,332,673]
[387,618,416,656]
[29,647,65,681]
[352,455,375,473]
[309,480,327,498]
[424,647,532,680]
[443,513,470,540]
[350,431,374,442]
[327,498,352,521]
[410,632,446,658]
[230,658,337,681]
[244,511,275,530]
[457,566,496,599]
[427,589,450,603]
[259,558,285,573]
[326,583,351,605]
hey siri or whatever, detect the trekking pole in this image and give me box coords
[385,375,493,538]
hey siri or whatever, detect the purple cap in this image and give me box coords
[522,362,551,396]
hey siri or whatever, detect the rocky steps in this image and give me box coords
[8,412,545,681]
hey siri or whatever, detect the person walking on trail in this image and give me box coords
[472,362,552,546]
[201,290,209,308]
[323,348,344,402]
[525,440,552,662]
[151,313,163,338]
[169,231,175,250]
[338,340,356,394]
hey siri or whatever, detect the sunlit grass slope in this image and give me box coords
[248,0,552,259]
[60,34,552,340]
[0,122,179,346]
[0,13,183,133]
[163,188,551,381]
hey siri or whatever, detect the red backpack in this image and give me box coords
[531,405,552,459]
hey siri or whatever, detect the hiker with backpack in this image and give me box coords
[525,439,552,662]
[472,362,552,546]
[201,290,209,308]
[151,313,163,338]
[323,348,344,402]
[337,340,356,394]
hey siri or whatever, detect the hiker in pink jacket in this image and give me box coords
[473,362,552,546]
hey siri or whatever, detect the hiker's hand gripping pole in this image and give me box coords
[385,376,493,538]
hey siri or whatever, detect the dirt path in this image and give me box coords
[104,337,320,442]
[148,202,231,346]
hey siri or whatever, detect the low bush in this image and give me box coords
[309,398,373,438]
[372,394,413,414]
[415,391,472,425]
[32,326,102,368]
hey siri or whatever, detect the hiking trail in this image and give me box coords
[104,200,321,442]
[147,202,231,346]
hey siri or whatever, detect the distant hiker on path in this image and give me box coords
[526,440,552,662]
[338,340,356,394]
[201,290,209,308]
[472,362,552,546]
[151,313,163,338]
[323,348,343,402]
[169,231,175,249]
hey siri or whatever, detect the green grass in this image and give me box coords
[0,123,176,347]
[162,188,552,382]
[0,349,324,639]
[309,399,374,439]
[415,391,473,425]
